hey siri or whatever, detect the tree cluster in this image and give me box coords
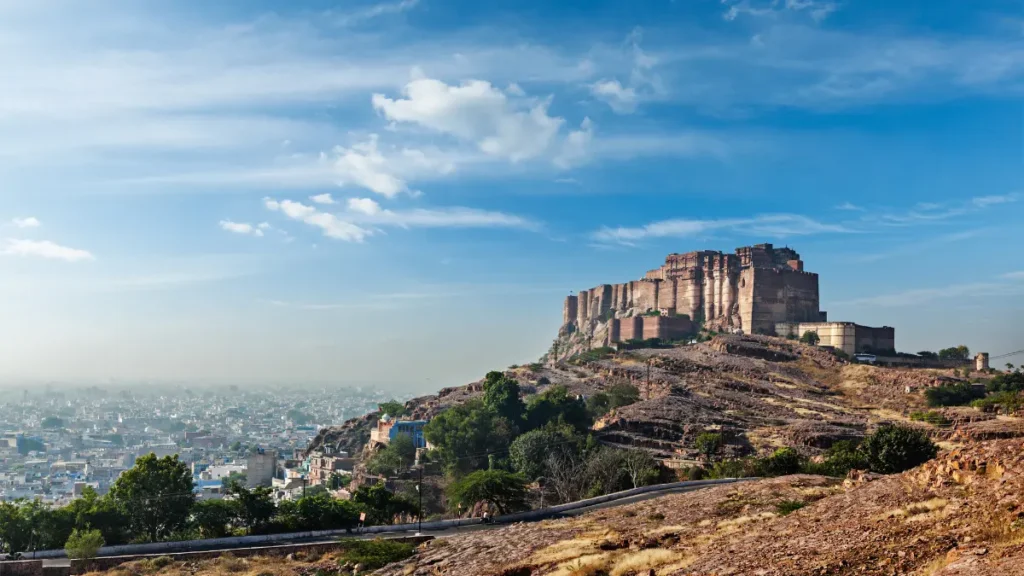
[0,454,419,555]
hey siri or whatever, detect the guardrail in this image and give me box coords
[21,477,750,560]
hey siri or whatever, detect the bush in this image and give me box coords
[859,424,938,474]
[446,470,529,515]
[909,410,950,426]
[800,331,820,345]
[337,539,416,570]
[64,528,104,561]
[811,440,869,477]
[758,448,804,477]
[987,372,1024,393]
[775,500,806,516]
[694,432,724,462]
[925,383,985,407]
[706,458,761,479]
[972,391,1023,414]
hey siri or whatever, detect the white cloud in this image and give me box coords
[372,78,564,162]
[591,80,638,114]
[835,202,863,211]
[310,193,336,205]
[328,0,421,26]
[593,213,848,245]
[265,196,537,241]
[332,135,457,197]
[723,0,839,22]
[347,198,382,216]
[1,239,94,262]
[219,220,264,237]
[265,198,372,242]
[11,217,41,228]
[257,222,271,230]
[1003,271,1024,280]
[972,192,1021,208]
[554,118,595,169]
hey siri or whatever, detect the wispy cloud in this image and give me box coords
[1003,271,1024,280]
[264,197,537,242]
[722,0,839,22]
[218,220,264,237]
[835,202,863,212]
[868,193,1021,226]
[327,0,421,27]
[1,239,94,262]
[856,229,984,263]
[11,217,41,228]
[592,213,849,245]
[310,193,336,205]
[838,278,1024,308]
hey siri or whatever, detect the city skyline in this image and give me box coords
[1,0,1022,390]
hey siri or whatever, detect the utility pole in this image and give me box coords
[416,466,424,535]
[646,358,652,387]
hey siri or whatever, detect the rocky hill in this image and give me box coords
[377,438,1024,575]
[307,335,1005,465]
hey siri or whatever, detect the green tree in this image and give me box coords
[191,499,239,538]
[509,425,582,481]
[220,471,247,491]
[229,483,276,534]
[446,470,529,515]
[424,399,517,476]
[524,385,591,433]
[63,486,129,545]
[0,500,33,554]
[694,432,724,462]
[800,331,821,346]
[378,400,406,418]
[64,528,104,562]
[758,447,804,476]
[328,473,351,490]
[352,483,417,525]
[107,454,195,542]
[925,383,985,407]
[860,424,938,474]
[293,494,361,530]
[586,383,640,418]
[938,345,970,361]
[482,371,526,424]
[366,434,416,477]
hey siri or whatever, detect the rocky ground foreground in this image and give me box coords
[377,438,1024,575]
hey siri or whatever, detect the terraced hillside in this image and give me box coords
[307,335,1008,465]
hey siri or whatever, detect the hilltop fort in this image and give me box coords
[556,243,894,357]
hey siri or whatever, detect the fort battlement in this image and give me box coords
[562,243,824,343]
[556,243,895,357]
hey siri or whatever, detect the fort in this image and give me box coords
[557,243,894,357]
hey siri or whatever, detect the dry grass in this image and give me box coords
[549,553,614,576]
[527,530,619,566]
[609,549,688,576]
[644,524,688,538]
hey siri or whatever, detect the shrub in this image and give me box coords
[860,424,938,474]
[64,528,104,561]
[811,440,869,477]
[774,500,806,516]
[800,331,820,346]
[909,410,950,426]
[706,458,760,479]
[987,372,1024,393]
[972,391,1023,414]
[338,539,415,570]
[758,448,803,477]
[925,383,985,407]
[694,432,724,462]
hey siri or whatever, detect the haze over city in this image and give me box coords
[1,0,1022,390]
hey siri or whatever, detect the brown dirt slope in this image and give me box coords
[376,439,1024,576]
[310,334,1005,463]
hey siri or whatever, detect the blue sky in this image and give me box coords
[1,0,1022,389]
